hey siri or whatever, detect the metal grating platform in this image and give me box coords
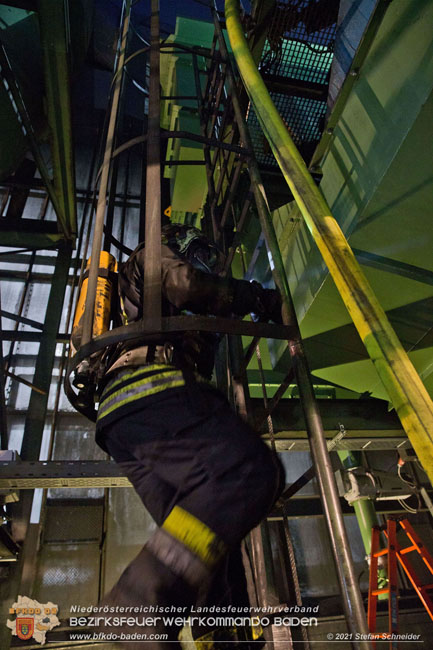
[249,0,339,167]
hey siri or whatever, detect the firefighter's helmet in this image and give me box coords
[162,223,223,274]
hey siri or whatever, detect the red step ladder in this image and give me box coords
[368,518,433,649]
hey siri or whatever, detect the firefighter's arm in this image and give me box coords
[160,245,283,323]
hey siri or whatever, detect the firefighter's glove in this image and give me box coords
[250,281,283,324]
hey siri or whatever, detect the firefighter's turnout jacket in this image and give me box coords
[96,242,281,433]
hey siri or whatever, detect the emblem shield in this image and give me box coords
[16,617,34,640]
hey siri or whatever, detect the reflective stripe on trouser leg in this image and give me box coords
[147,506,227,589]
[163,505,227,566]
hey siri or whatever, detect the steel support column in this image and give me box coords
[38,0,77,239]
[0,243,71,649]
[0,44,65,237]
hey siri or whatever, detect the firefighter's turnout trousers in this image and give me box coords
[97,368,284,647]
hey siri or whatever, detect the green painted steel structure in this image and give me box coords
[225,0,433,487]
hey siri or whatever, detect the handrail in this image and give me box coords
[225,0,433,486]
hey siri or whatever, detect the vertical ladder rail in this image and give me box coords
[369,518,433,648]
[368,521,399,650]
[224,0,433,487]
[81,0,132,346]
[391,519,433,621]
[367,526,381,641]
[142,0,162,330]
[387,520,399,648]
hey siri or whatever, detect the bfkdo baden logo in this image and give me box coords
[7,595,60,645]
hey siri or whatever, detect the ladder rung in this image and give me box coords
[372,588,389,596]
[400,544,417,554]
[369,519,433,634]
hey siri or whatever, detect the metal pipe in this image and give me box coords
[252,334,298,647]
[142,0,161,329]
[215,8,372,647]
[81,0,132,346]
[338,451,388,598]
[225,0,433,487]
[289,342,372,649]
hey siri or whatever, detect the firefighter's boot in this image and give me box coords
[99,527,214,649]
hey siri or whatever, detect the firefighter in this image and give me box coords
[94,223,285,648]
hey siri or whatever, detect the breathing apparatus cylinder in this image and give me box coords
[71,251,117,392]
[73,251,117,341]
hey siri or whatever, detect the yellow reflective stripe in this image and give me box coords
[162,506,227,567]
[99,370,183,415]
[102,364,174,398]
[98,377,185,421]
[101,370,180,409]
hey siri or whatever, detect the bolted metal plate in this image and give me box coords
[0,461,131,489]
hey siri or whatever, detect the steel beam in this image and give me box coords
[112,129,251,159]
[19,243,71,461]
[0,44,65,232]
[0,311,43,330]
[0,442,416,488]
[0,222,64,248]
[268,497,432,520]
[0,461,130,489]
[262,73,328,101]
[309,0,392,171]
[0,244,71,650]
[38,0,77,239]
[353,248,433,287]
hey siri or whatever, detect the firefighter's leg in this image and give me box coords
[99,490,228,648]
[100,386,284,647]
[188,545,266,649]
[102,387,284,545]
[99,532,214,649]
[99,431,228,647]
